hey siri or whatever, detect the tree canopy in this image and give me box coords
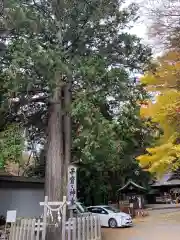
[0,0,153,204]
[137,0,180,176]
[137,51,180,175]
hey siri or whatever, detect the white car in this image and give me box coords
[87,205,133,228]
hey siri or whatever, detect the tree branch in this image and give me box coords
[32,0,54,21]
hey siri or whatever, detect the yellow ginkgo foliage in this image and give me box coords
[137,135,180,176]
[141,51,180,91]
[137,51,180,176]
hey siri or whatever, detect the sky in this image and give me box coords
[124,0,153,49]
[124,0,164,58]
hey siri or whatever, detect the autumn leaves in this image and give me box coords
[137,52,180,175]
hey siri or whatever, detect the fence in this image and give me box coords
[9,215,101,240]
[65,215,101,240]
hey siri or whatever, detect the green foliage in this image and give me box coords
[0,125,24,168]
[72,92,154,204]
[0,0,153,203]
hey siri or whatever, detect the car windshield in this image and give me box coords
[103,206,120,213]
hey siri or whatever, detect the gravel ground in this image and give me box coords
[102,209,180,240]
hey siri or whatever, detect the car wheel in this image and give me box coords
[108,218,117,228]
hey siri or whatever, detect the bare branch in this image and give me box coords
[141,0,180,50]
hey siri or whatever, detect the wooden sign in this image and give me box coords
[67,165,77,208]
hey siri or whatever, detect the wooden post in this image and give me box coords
[90,215,93,239]
[77,218,81,240]
[15,222,18,240]
[97,217,101,240]
[19,220,23,240]
[67,218,72,240]
[27,219,31,240]
[86,216,90,240]
[69,210,73,218]
[30,219,36,240]
[22,219,27,240]
[61,196,67,240]
[94,216,97,240]
[72,218,76,240]
[82,217,85,240]
[42,196,48,240]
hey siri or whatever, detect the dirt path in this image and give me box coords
[102,209,180,240]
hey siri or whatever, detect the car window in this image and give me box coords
[87,208,99,213]
[103,206,120,213]
[87,207,94,213]
[88,207,108,214]
[99,208,108,214]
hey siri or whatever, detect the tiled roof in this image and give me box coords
[117,180,146,191]
[0,175,44,183]
[152,172,180,186]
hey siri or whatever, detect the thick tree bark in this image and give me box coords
[45,82,72,200]
[45,86,64,201]
[62,82,72,194]
[45,81,72,240]
[45,86,64,240]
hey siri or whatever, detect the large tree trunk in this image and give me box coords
[62,82,72,194]
[45,86,64,201]
[45,82,72,240]
[45,86,64,240]
[45,82,72,200]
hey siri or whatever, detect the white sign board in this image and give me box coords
[67,165,77,208]
[6,210,17,223]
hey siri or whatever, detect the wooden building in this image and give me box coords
[0,175,44,217]
[117,180,147,213]
[151,172,180,203]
